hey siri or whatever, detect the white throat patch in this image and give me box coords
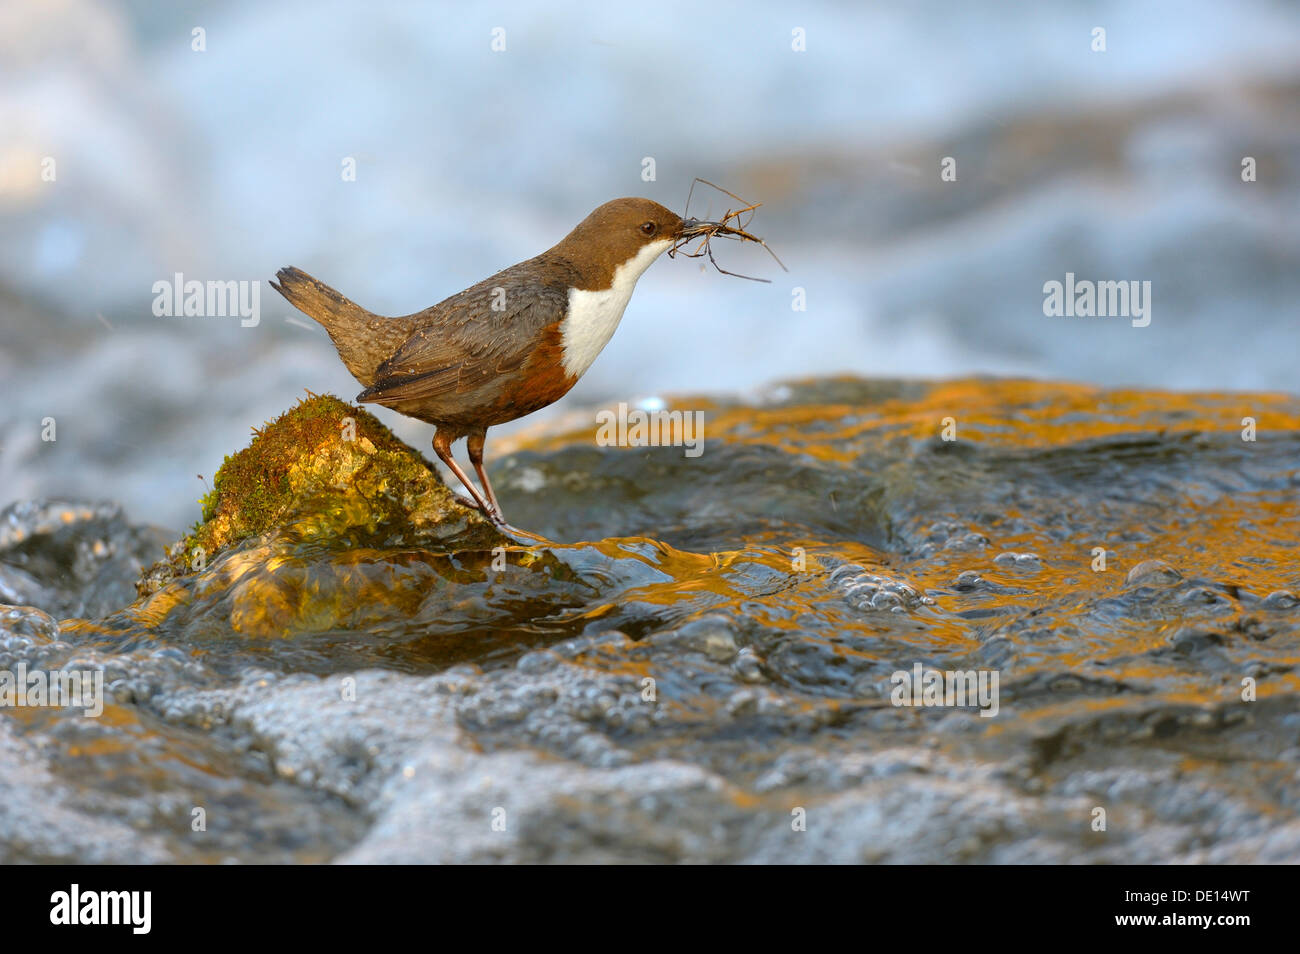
[559,238,672,379]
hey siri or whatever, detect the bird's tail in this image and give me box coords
[271,266,408,388]
[271,266,376,336]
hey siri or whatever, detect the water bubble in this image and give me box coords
[944,532,990,552]
[660,616,739,662]
[843,581,880,604]
[733,649,765,683]
[516,650,558,674]
[726,689,760,718]
[871,590,904,610]
[0,604,60,641]
[1125,559,1183,586]
[828,564,865,584]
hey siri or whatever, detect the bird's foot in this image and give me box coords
[450,490,508,529]
[450,490,479,511]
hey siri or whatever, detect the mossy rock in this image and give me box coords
[137,393,505,595]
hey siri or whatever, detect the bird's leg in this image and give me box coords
[466,428,503,520]
[432,429,499,522]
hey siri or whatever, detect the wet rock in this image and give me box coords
[137,394,505,597]
[57,394,530,646]
[0,500,170,619]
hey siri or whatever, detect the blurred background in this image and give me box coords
[2,0,1298,532]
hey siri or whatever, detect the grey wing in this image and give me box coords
[357,262,573,405]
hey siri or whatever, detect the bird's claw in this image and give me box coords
[450,490,508,528]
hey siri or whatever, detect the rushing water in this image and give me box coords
[1,377,1297,862]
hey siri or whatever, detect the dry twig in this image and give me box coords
[669,178,787,282]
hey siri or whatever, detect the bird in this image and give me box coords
[271,197,715,526]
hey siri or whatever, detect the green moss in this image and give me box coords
[138,392,504,594]
[197,487,219,523]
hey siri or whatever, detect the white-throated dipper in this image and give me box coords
[271,198,718,526]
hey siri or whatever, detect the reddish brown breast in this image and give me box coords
[482,321,576,424]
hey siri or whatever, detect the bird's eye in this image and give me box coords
[639,221,657,236]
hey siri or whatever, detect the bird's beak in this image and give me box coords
[675,217,719,241]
